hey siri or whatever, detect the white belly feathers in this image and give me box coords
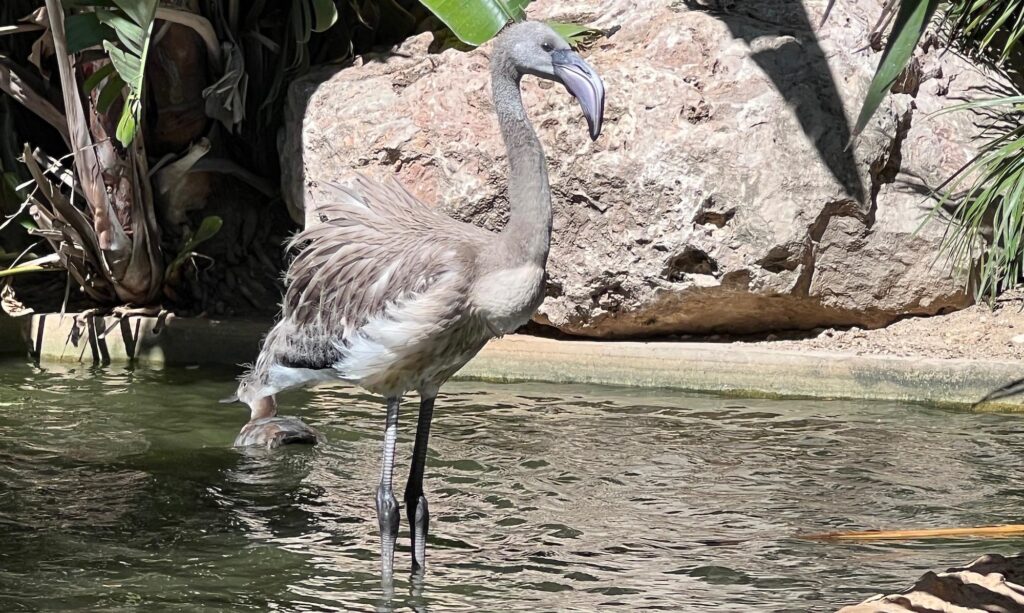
[470,264,546,335]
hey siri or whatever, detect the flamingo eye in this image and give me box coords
[541,42,553,52]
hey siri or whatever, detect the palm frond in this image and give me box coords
[946,0,1024,63]
[931,94,1024,301]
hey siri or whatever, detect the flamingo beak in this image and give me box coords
[552,50,605,140]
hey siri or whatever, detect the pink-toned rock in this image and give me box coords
[280,0,986,338]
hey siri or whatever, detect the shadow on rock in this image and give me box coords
[685,0,866,204]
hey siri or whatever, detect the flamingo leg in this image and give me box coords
[404,395,435,571]
[376,396,402,580]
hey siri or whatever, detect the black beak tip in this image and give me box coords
[586,112,603,140]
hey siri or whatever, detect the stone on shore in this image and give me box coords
[838,553,1024,613]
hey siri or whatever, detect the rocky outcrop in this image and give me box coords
[280,0,987,338]
[838,553,1024,612]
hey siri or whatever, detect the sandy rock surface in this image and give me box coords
[838,553,1024,613]
[748,291,1024,361]
[282,0,994,339]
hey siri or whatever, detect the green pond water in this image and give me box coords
[0,358,1022,612]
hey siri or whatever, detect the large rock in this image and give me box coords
[280,0,986,338]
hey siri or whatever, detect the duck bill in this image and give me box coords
[552,50,605,140]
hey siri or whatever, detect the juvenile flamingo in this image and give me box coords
[233,21,605,578]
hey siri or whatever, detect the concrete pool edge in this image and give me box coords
[460,335,1024,411]
[1,312,1022,410]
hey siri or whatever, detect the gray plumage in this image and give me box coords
[238,175,502,402]
[236,22,588,406]
[231,20,604,578]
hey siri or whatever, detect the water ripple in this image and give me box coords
[0,360,1022,611]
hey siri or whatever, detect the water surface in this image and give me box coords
[1,358,1022,612]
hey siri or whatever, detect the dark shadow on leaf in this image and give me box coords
[684,1,865,204]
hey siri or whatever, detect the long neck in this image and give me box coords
[492,65,552,267]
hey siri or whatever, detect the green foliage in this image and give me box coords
[413,1,598,47]
[64,11,114,52]
[309,0,340,33]
[852,0,939,138]
[0,252,58,277]
[547,21,602,46]
[417,0,529,46]
[930,96,1024,301]
[97,0,157,146]
[1,0,600,308]
[0,172,19,213]
[946,0,1024,63]
[848,0,1024,134]
[64,0,158,146]
[838,0,1024,299]
[167,215,223,277]
[925,2,1024,300]
[0,262,45,278]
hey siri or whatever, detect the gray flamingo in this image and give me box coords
[232,21,605,578]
